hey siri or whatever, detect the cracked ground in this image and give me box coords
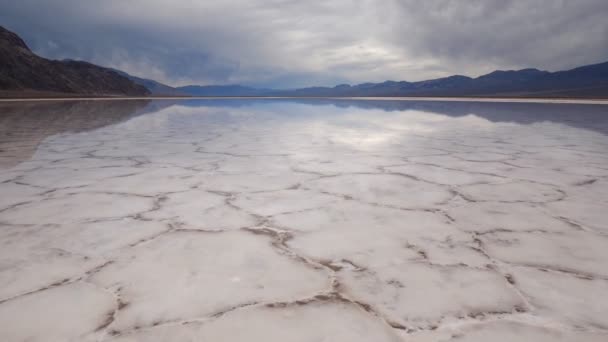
[0,99,607,341]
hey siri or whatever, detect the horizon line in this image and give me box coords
[1,96,607,105]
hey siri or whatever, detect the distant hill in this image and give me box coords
[176,84,271,96]
[0,26,149,97]
[271,62,608,98]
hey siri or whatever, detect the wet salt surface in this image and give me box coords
[0,99,607,341]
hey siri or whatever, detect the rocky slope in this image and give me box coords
[0,26,149,97]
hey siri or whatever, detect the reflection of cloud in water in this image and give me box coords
[307,110,510,150]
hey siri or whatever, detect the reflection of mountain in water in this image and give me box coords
[173,99,608,135]
[328,100,608,135]
[0,100,152,168]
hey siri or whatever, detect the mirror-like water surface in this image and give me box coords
[1,99,608,341]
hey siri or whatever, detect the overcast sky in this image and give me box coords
[1,0,607,88]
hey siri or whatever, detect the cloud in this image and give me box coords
[1,0,606,87]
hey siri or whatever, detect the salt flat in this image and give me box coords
[0,99,607,341]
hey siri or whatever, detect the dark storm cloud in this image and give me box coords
[1,0,606,87]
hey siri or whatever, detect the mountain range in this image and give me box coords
[0,26,148,97]
[126,61,608,99]
[1,25,607,98]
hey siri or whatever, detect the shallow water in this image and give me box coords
[1,99,607,341]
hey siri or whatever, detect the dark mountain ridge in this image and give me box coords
[177,84,270,96]
[0,26,149,96]
[267,63,608,98]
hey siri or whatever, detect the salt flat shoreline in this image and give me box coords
[1,96,608,105]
